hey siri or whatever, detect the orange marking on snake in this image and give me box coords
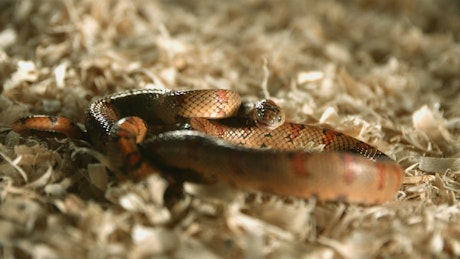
[11,89,404,204]
[216,90,230,116]
[216,89,229,103]
[214,122,226,138]
[322,128,339,146]
[126,152,142,168]
[115,128,131,138]
[287,124,304,143]
[292,153,307,177]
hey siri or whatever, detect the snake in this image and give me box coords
[12,89,403,204]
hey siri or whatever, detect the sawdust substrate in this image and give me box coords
[1,0,460,258]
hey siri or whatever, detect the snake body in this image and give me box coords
[12,89,403,204]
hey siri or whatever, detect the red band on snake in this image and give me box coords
[12,89,403,204]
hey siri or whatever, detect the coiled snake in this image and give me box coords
[12,89,403,204]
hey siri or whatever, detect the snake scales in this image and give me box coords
[12,89,403,204]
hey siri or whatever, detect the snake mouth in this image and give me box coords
[255,120,277,130]
[254,113,285,130]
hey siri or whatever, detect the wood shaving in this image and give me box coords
[1,0,460,258]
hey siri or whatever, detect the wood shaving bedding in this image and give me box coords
[1,0,460,258]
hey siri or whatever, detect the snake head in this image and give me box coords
[253,99,286,130]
